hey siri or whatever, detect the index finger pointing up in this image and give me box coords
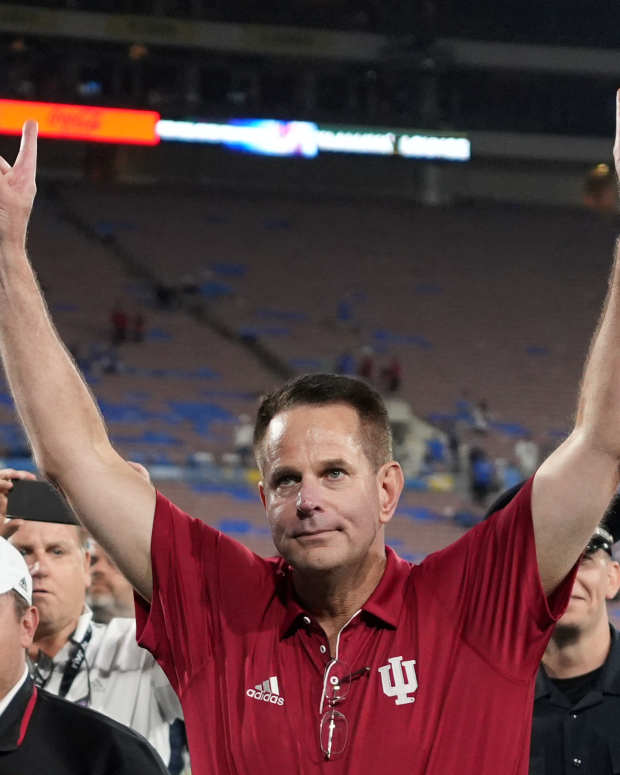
[14,120,38,177]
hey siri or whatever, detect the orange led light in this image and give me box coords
[0,99,160,145]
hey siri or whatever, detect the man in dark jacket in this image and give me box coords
[530,523,620,774]
[0,536,168,775]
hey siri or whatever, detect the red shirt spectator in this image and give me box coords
[136,478,575,775]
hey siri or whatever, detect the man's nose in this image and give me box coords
[296,482,322,515]
[28,553,47,577]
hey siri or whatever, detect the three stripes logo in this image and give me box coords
[246,676,285,706]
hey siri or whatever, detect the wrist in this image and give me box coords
[0,237,27,262]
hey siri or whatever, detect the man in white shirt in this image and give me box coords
[0,469,181,766]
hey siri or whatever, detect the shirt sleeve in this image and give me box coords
[151,663,183,722]
[418,477,578,678]
[134,491,273,695]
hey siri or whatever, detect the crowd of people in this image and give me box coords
[2,94,620,775]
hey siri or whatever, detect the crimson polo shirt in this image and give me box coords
[135,477,577,775]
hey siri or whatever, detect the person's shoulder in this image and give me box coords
[35,688,130,733]
[36,690,167,770]
[154,489,194,522]
[92,616,155,671]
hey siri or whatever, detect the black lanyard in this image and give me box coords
[58,623,93,699]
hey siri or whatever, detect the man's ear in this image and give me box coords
[606,559,620,599]
[259,482,266,510]
[377,462,404,526]
[21,604,39,649]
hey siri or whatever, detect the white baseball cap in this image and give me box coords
[0,536,32,605]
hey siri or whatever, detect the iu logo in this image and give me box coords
[378,656,418,706]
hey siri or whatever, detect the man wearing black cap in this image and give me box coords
[0,536,169,775]
[531,523,620,774]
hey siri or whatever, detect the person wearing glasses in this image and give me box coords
[486,486,620,774]
[530,522,620,775]
[0,470,181,769]
[0,536,169,775]
[3,103,620,775]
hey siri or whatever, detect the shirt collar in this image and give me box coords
[0,666,29,720]
[51,607,93,664]
[601,624,620,695]
[74,607,93,641]
[535,624,620,702]
[0,674,35,752]
[279,545,412,639]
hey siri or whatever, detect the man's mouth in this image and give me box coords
[89,584,110,593]
[295,528,338,539]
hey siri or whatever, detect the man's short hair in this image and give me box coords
[253,373,393,471]
[10,588,30,621]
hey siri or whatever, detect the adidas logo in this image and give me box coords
[246,676,284,706]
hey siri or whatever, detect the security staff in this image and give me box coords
[530,525,620,774]
[0,536,168,775]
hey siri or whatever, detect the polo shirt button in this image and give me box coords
[320,645,327,654]
[572,757,582,767]
[302,616,311,625]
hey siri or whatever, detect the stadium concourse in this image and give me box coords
[0,181,618,574]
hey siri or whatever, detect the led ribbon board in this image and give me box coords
[156,118,318,157]
[156,119,471,161]
[0,100,160,145]
[0,99,469,159]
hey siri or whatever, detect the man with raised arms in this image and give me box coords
[1,99,620,773]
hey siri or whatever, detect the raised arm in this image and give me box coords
[532,92,620,594]
[0,122,155,601]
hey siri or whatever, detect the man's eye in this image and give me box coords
[276,475,298,487]
[51,548,65,556]
[326,469,345,480]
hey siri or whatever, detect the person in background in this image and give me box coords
[583,163,617,215]
[0,468,181,769]
[0,536,169,775]
[110,303,128,346]
[357,345,375,381]
[381,355,402,393]
[233,413,255,469]
[88,541,135,624]
[88,540,191,774]
[515,434,540,479]
[531,516,620,775]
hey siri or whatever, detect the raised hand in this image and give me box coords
[0,120,38,250]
